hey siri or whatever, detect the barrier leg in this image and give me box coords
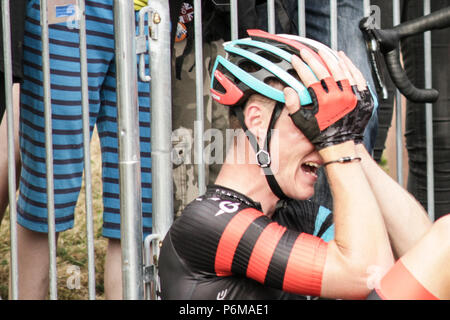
[2,0,19,300]
[39,0,58,300]
[137,0,173,300]
[78,0,96,299]
[423,0,435,221]
[114,0,144,300]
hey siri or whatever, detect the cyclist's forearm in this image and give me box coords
[319,142,394,298]
[356,144,432,257]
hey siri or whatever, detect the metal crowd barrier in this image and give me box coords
[2,0,438,301]
[2,0,149,300]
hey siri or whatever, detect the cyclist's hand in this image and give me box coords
[284,49,357,150]
[338,51,376,144]
[134,0,147,11]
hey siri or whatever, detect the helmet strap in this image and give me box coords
[235,101,288,200]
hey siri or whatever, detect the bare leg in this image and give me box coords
[0,83,21,223]
[16,224,59,299]
[104,238,123,299]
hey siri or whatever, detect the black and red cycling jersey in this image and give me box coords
[159,185,334,300]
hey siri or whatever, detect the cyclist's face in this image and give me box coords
[270,107,322,200]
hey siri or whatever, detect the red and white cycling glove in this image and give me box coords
[289,77,358,150]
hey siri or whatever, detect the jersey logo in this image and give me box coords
[215,201,240,216]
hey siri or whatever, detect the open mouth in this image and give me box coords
[301,161,320,177]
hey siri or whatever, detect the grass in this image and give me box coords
[0,130,108,300]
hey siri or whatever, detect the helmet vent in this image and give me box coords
[256,51,282,64]
[238,60,262,73]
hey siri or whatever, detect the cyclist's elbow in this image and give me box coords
[321,241,393,299]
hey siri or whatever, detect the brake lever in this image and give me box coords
[359,17,389,101]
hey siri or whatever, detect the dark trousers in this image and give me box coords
[373,0,450,220]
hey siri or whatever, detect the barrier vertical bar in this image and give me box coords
[330,0,338,50]
[39,0,58,300]
[113,0,144,300]
[231,0,238,40]
[2,0,18,300]
[393,0,404,186]
[148,0,173,273]
[363,0,371,18]
[423,0,434,220]
[78,0,96,299]
[268,0,275,33]
[298,0,306,37]
[139,2,173,299]
[194,0,206,195]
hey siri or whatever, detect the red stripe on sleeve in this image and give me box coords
[246,222,287,284]
[282,233,328,297]
[377,260,439,300]
[215,208,264,276]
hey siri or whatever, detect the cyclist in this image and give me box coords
[158,32,448,300]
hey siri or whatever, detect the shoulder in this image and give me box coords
[169,193,263,245]
[165,193,264,273]
[272,199,321,231]
[173,194,260,232]
[272,199,334,241]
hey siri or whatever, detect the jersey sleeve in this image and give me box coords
[170,199,329,297]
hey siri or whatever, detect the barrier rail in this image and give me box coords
[1,0,441,300]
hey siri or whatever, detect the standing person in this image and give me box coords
[371,0,450,220]
[16,0,152,299]
[0,0,27,225]
[401,0,450,220]
[170,0,231,217]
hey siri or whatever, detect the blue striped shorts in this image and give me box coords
[17,0,152,239]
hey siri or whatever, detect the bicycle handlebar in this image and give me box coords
[360,6,450,103]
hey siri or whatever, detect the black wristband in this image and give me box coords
[323,156,362,167]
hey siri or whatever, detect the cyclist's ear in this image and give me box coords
[244,103,271,143]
